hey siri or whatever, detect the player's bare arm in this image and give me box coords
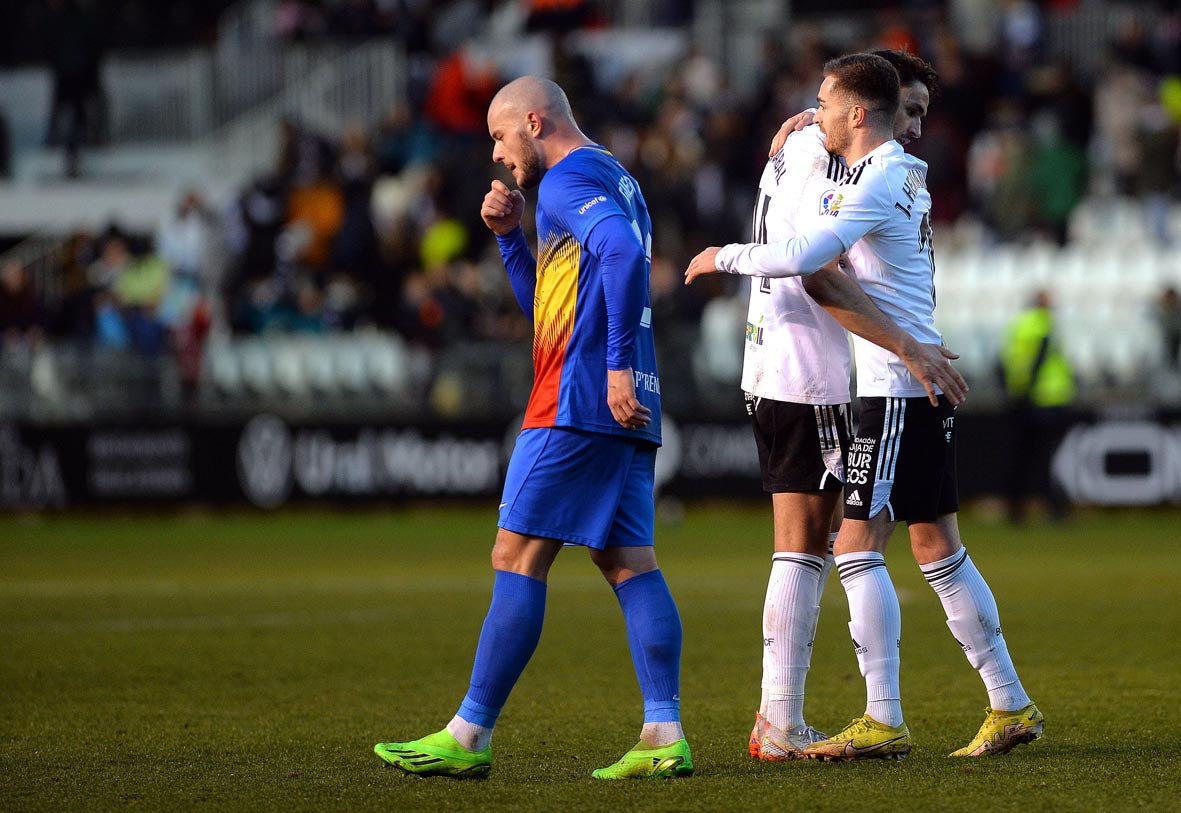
[606,367,650,430]
[768,110,816,157]
[684,247,721,285]
[481,180,526,235]
[803,259,968,406]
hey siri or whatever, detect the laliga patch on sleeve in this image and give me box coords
[820,190,843,216]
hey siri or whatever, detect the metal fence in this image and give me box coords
[1044,2,1161,79]
[34,1,1172,146]
[200,39,406,187]
[102,42,362,144]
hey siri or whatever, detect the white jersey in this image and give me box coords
[716,139,942,399]
[740,125,852,405]
[825,141,941,397]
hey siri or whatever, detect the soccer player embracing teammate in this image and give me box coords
[687,51,1043,761]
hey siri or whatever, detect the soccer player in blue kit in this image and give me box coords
[374,76,692,780]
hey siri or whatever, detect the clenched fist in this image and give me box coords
[481,180,526,235]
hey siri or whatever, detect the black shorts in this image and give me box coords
[843,395,959,522]
[746,394,851,493]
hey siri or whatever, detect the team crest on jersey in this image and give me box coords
[820,190,843,216]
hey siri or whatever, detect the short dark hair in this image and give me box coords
[871,49,940,101]
[822,53,900,126]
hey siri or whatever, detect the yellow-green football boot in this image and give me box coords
[949,703,1044,757]
[802,715,911,761]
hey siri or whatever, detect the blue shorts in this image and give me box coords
[498,427,656,549]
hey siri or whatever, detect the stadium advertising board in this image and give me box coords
[1051,419,1181,506]
[2,412,1181,509]
[234,414,503,508]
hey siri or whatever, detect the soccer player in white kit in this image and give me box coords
[687,53,1043,760]
[738,49,968,762]
[740,121,853,762]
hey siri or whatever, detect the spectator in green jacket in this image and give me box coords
[1001,289,1075,522]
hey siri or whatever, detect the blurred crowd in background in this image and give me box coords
[3,0,1181,413]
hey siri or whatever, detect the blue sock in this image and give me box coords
[613,569,683,723]
[457,570,546,728]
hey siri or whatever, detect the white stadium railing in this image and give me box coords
[101,42,362,145]
[198,39,406,188]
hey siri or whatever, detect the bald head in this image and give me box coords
[487,75,590,189]
[489,75,575,124]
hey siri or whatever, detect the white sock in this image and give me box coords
[762,552,824,731]
[836,551,903,727]
[447,715,493,752]
[641,721,684,747]
[921,548,1032,712]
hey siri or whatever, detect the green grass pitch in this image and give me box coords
[2,504,1179,811]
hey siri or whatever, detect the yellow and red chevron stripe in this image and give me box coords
[524,231,580,426]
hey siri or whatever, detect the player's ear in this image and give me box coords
[525,111,543,137]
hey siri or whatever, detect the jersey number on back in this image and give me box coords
[919,211,936,305]
[753,191,772,294]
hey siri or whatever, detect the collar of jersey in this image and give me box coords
[856,139,902,167]
[570,143,611,157]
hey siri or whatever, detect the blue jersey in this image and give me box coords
[524,145,661,446]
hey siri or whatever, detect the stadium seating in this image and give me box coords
[198,330,419,407]
[928,198,1180,393]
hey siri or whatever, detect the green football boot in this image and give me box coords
[591,738,694,780]
[374,729,491,778]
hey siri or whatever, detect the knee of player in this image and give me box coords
[908,522,961,563]
[589,546,659,586]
